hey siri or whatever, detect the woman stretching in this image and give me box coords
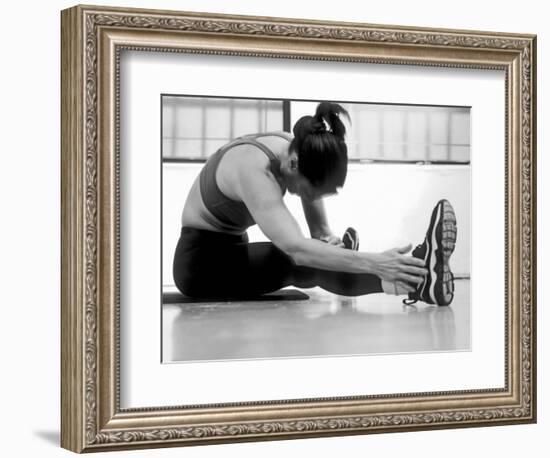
[173,102,457,306]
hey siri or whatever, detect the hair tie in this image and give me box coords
[311,117,330,134]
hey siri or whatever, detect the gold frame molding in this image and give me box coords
[61,4,537,453]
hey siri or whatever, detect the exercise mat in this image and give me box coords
[163,289,310,304]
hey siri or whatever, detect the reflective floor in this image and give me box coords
[162,279,470,363]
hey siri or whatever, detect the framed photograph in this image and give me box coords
[61,4,537,453]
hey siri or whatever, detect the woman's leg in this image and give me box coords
[241,241,383,297]
[173,227,382,298]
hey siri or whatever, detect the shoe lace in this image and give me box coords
[411,243,424,258]
[402,298,419,306]
[403,242,427,306]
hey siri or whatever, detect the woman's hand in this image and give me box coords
[371,244,428,285]
[318,233,345,248]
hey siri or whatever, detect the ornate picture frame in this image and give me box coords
[61,4,536,453]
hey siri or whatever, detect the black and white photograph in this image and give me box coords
[161,95,471,362]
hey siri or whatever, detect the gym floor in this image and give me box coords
[162,279,470,363]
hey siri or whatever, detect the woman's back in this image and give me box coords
[181,132,291,234]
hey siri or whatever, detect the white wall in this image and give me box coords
[0,1,546,458]
[163,163,470,285]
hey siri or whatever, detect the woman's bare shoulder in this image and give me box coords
[224,142,271,169]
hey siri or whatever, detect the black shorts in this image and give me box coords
[172,226,295,298]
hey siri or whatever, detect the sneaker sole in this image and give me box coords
[428,200,457,306]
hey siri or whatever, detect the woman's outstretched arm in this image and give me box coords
[235,157,427,285]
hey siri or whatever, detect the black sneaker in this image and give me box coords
[342,227,359,250]
[403,199,457,306]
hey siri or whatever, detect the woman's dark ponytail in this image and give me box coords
[290,102,350,188]
[311,102,350,139]
[292,102,350,141]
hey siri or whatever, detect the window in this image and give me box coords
[162,97,470,164]
[342,103,470,164]
[162,96,285,161]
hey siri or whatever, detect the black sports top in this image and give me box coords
[198,132,291,233]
